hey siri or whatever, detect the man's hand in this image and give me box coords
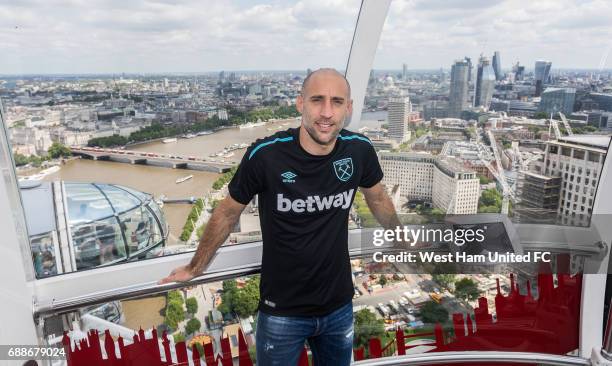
[158,264,197,285]
[157,195,246,286]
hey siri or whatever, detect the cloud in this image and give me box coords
[0,0,610,73]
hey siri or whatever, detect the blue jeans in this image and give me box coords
[255,301,354,366]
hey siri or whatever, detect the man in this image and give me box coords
[160,68,400,365]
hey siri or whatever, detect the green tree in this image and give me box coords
[432,274,456,289]
[454,278,481,302]
[378,275,388,287]
[354,309,385,348]
[13,153,31,166]
[218,277,260,318]
[430,208,446,221]
[419,301,449,324]
[233,276,260,317]
[164,300,185,330]
[218,279,238,316]
[173,332,185,343]
[479,188,502,208]
[47,142,71,159]
[534,112,548,119]
[185,318,201,335]
[168,290,184,304]
[478,175,492,184]
[186,297,198,315]
[87,134,128,147]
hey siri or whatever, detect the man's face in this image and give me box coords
[296,72,352,146]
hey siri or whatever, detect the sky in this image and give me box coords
[0,0,611,74]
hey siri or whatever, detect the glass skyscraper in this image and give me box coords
[538,87,576,115]
[449,60,470,118]
[475,56,496,109]
[492,51,502,81]
[534,60,552,96]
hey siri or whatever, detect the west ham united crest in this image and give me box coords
[333,157,353,182]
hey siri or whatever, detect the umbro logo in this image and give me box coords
[281,171,297,183]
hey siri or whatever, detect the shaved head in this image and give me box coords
[301,68,351,99]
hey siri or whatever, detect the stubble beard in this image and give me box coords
[301,110,345,146]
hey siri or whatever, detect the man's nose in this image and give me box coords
[320,99,334,119]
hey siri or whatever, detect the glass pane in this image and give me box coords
[40,276,261,363]
[97,184,141,214]
[65,183,114,223]
[30,232,57,278]
[352,0,612,362]
[2,0,363,276]
[120,205,163,255]
[71,217,126,269]
[148,201,169,238]
[358,0,611,228]
[351,265,582,360]
[119,185,150,204]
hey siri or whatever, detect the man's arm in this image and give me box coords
[360,182,401,230]
[158,195,246,284]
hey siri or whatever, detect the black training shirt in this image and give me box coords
[228,127,383,316]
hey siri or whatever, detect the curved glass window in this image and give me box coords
[71,217,126,269]
[30,232,57,278]
[65,183,114,223]
[120,205,162,255]
[147,201,168,238]
[96,184,142,214]
[58,182,168,271]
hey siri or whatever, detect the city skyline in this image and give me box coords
[1,0,611,74]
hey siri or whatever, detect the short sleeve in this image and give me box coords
[359,143,384,188]
[228,150,264,205]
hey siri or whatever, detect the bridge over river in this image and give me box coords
[71,147,234,173]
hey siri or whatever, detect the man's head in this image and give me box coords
[296,68,352,147]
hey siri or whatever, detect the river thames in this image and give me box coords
[40,112,385,241]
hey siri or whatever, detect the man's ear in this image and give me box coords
[347,99,353,115]
[296,94,304,113]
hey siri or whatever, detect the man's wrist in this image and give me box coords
[187,262,201,276]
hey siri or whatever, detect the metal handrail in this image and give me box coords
[352,351,590,366]
[33,264,262,318]
[33,221,607,317]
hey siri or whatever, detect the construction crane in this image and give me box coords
[549,118,562,139]
[480,129,518,215]
[559,112,574,136]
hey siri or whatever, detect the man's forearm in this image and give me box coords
[188,200,242,274]
[361,184,401,230]
[368,195,401,230]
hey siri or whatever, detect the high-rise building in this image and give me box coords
[538,87,576,115]
[387,96,412,143]
[534,60,552,96]
[588,93,612,112]
[402,63,407,82]
[306,68,312,76]
[474,56,496,109]
[492,51,502,81]
[368,70,376,88]
[513,62,525,81]
[538,135,610,226]
[448,60,470,118]
[464,56,473,83]
[380,152,480,214]
[516,172,561,224]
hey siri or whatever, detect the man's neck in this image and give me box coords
[299,126,337,156]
